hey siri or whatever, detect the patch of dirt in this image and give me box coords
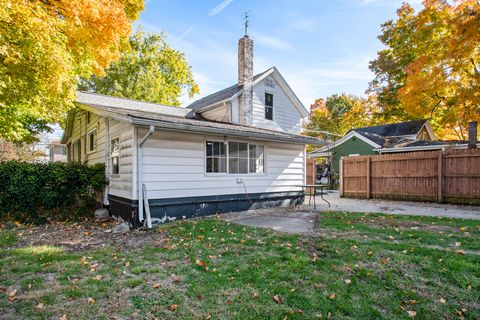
[9,218,168,252]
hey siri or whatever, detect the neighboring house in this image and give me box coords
[309,120,437,173]
[49,142,67,162]
[61,35,324,227]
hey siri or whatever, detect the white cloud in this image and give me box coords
[209,0,235,17]
[253,33,292,51]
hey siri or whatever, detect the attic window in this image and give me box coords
[265,93,273,120]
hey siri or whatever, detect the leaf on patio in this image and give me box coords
[273,295,283,304]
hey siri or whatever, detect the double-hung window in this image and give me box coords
[265,92,273,120]
[111,138,120,175]
[205,141,264,174]
[88,130,97,152]
[206,141,226,173]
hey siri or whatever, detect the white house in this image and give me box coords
[61,35,324,227]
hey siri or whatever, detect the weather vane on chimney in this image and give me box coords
[242,11,251,36]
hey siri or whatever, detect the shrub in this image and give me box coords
[0,161,107,223]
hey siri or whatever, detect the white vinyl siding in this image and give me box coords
[138,129,305,200]
[65,110,134,199]
[252,76,302,134]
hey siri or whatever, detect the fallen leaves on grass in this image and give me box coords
[87,297,95,305]
[273,295,283,304]
[8,289,17,302]
[170,304,178,311]
[406,310,417,317]
[329,293,336,300]
[153,283,161,289]
[455,250,465,255]
[439,298,446,304]
[344,279,351,284]
[36,302,44,310]
[171,275,181,283]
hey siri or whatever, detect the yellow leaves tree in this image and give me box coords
[370,0,480,139]
[0,0,144,142]
[304,94,379,140]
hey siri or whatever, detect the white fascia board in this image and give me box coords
[376,143,473,153]
[253,67,308,117]
[311,131,381,156]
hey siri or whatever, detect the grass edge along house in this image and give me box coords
[61,34,324,227]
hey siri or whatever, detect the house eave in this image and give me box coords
[131,117,326,146]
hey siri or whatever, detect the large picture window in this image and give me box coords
[206,141,226,173]
[206,141,264,174]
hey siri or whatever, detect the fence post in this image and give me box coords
[437,151,443,203]
[339,157,344,197]
[366,157,371,199]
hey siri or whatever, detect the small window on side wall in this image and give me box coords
[88,130,97,152]
[265,92,273,120]
[111,138,120,174]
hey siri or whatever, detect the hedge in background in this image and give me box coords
[0,161,107,223]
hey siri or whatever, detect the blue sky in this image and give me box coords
[138,0,422,108]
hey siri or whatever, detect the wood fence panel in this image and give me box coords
[341,149,480,205]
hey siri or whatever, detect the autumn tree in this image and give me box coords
[369,0,480,139]
[0,0,144,143]
[304,94,378,140]
[79,28,199,106]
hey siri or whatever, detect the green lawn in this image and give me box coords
[0,212,479,319]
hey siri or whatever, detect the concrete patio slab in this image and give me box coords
[221,208,318,234]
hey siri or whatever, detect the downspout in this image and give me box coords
[103,118,110,207]
[137,125,155,228]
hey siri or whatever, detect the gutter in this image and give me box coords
[375,143,478,154]
[131,118,326,146]
[137,125,155,228]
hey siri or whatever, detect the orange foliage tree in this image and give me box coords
[0,0,144,142]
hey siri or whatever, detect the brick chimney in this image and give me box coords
[468,121,477,149]
[238,35,253,126]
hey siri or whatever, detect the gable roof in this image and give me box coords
[62,92,325,146]
[350,119,428,137]
[186,67,308,117]
[186,69,271,111]
[308,120,436,157]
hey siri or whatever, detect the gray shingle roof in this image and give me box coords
[76,91,195,118]
[351,119,427,137]
[186,68,272,111]
[72,92,325,146]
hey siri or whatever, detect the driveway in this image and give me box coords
[222,191,480,235]
[307,190,480,220]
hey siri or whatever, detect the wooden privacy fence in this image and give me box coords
[340,149,480,205]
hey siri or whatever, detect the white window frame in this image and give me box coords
[264,91,274,121]
[204,138,267,176]
[87,129,97,154]
[110,137,120,177]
